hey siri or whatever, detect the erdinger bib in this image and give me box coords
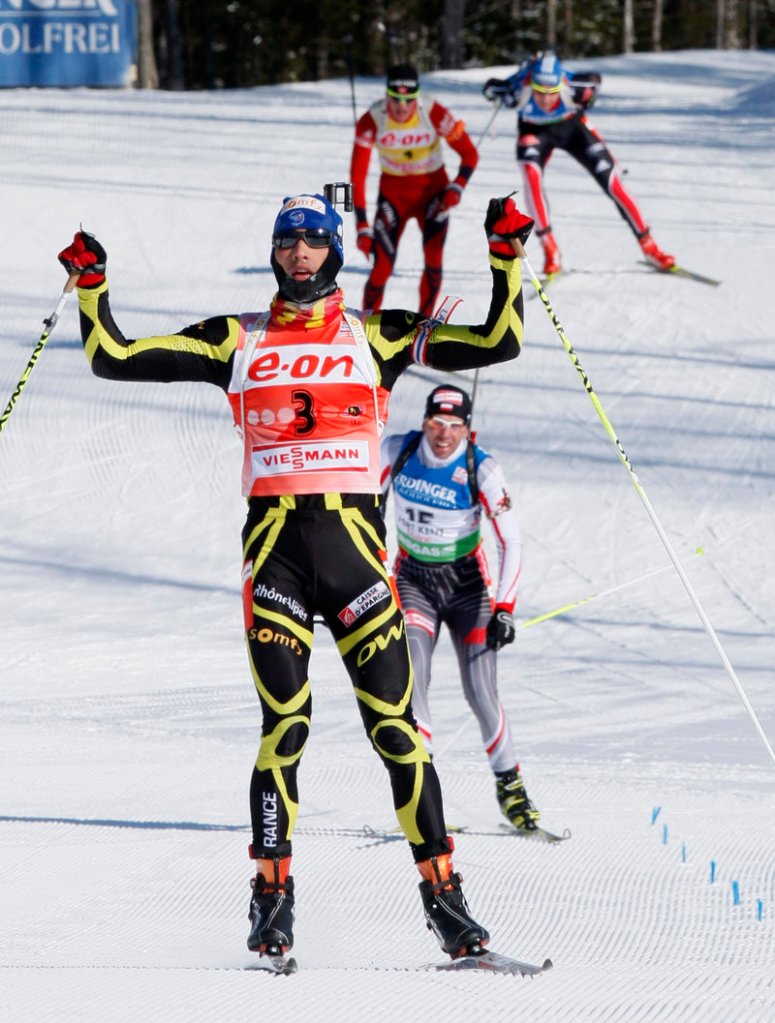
[393,442,482,564]
[228,311,388,497]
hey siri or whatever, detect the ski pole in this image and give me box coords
[0,273,80,436]
[344,34,357,127]
[475,100,502,149]
[518,548,705,631]
[513,238,775,769]
[469,368,481,422]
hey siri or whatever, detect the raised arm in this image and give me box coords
[58,231,238,389]
[364,197,534,388]
[412,197,533,372]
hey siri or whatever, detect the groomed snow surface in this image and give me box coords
[1,50,773,1021]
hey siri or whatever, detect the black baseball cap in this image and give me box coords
[424,384,472,425]
[386,64,420,99]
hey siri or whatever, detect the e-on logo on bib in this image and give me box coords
[338,580,390,627]
[379,130,433,147]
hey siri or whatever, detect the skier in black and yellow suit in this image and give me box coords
[58,191,533,962]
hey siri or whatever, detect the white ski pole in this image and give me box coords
[475,100,502,149]
[513,238,775,768]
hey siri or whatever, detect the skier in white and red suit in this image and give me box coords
[350,63,479,317]
[380,383,541,836]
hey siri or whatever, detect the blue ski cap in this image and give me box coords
[530,52,564,93]
[273,194,344,263]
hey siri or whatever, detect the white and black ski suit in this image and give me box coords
[381,430,523,771]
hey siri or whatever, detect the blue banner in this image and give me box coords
[0,0,136,87]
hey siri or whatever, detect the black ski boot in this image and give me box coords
[247,853,295,954]
[417,848,489,958]
[496,766,540,832]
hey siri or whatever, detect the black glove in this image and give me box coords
[486,608,516,651]
[482,78,517,108]
[484,197,534,260]
[570,71,601,110]
[57,230,107,288]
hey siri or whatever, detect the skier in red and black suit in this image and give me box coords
[350,63,479,317]
[483,51,675,276]
[57,192,533,963]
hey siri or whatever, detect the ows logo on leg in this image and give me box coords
[356,620,404,667]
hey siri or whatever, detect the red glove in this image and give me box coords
[484,197,534,260]
[428,182,464,224]
[356,224,373,258]
[58,231,107,287]
[443,183,463,208]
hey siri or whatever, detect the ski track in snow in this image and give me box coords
[1,51,774,1022]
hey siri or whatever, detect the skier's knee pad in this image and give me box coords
[257,716,310,771]
[371,716,431,765]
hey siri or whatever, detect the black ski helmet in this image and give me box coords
[386,64,420,99]
[424,384,473,425]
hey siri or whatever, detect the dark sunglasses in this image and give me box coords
[272,229,332,250]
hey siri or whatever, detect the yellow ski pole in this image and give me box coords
[518,549,705,631]
[0,273,80,435]
[513,237,775,769]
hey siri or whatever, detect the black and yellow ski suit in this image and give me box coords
[74,249,524,864]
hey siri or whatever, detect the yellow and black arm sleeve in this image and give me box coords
[76,278,239,390]
[365,252,523,391]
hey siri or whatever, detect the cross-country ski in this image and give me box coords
[253,954,299,976]
[639,260,721,286]
[430,949,553,977]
